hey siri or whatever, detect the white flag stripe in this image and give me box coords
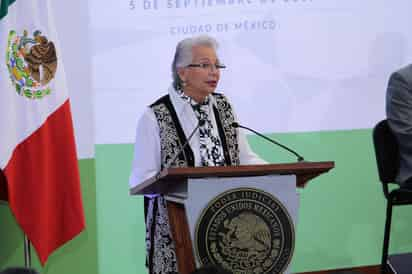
[0,1,68,168]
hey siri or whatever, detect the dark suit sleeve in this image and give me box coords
[386,71,412,181]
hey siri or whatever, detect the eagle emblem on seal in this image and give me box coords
[195,188,295,274]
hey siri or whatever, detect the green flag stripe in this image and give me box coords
[0,0,17,21]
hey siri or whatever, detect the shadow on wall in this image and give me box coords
[0,204,24,268]
[0,168,24,268]
[0,267,39,274]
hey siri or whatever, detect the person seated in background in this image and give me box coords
[190,265,233,274]
[0,267,39,274]
[386,63,412,190]
[129,35,265,273]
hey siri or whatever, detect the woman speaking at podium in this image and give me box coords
[129,35,265,274]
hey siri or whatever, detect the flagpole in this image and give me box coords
[24,234,32,268]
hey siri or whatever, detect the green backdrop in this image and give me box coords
[1,129,412,273]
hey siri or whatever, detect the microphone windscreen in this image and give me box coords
[231,122,239,128]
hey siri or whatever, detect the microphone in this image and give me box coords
[231,122,305,162]
[161,119,206,172]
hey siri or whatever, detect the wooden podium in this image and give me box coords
[130,161,334,274]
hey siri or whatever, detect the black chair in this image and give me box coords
[372,120,412,274]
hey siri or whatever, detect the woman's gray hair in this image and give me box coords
[171,35,219,90]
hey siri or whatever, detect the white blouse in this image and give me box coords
[129,86,266,189]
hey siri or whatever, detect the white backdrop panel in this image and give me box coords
[90,0,412,144]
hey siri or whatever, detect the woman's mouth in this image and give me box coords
[206,81,217,87]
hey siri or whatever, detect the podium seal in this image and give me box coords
[195,187,294,274]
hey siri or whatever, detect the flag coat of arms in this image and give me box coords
[0,0,85,265]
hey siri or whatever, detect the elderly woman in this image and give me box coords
[129,35,265,274]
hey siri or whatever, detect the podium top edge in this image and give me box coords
[130,161,335,195]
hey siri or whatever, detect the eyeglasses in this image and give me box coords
[186,63,226,71]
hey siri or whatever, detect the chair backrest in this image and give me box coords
[372,119,400,183]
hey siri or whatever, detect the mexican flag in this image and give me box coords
[0,0,85,265]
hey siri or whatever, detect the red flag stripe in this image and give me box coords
[4,99,85,264]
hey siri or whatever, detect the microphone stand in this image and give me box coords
[232,122,305,162]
